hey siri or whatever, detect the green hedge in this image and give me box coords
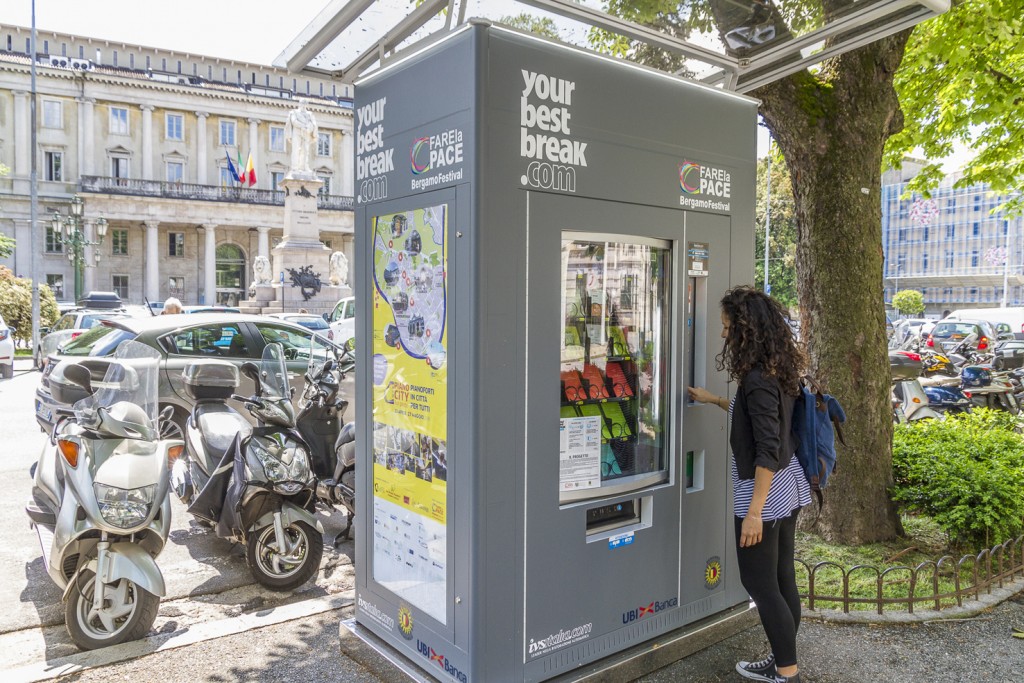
[892,409,1024,550]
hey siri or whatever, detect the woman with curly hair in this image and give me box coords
[688,285,808,683]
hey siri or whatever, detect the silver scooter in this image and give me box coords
[25,341,178,650]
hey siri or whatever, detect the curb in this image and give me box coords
[801,576,1024,624]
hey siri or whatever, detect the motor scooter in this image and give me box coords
[176,342,324,591]
[25,341,179,649]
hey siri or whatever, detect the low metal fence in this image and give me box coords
[796,534,1024,614]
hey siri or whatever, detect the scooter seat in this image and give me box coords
[193,403,252,464]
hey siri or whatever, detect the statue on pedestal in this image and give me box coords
[284,100,318,178]
[330,251,349,287]
[253,255,273,285]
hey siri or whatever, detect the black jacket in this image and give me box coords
[730,367,797,480]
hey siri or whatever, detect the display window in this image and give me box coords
[559,235,671,502]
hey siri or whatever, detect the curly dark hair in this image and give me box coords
[716,286,805,395]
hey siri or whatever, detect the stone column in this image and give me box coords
[340,129,354,195]
[13,91,28,177]
[204,224,217,305]
[257,226,271,262]
[144,220,160,301]
[83,219,96,293]
[141,105,154,180]
[82,98,95,176]
[76,98,87,180]
[247,118,260,186]
[196,112,209,185]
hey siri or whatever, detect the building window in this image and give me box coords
[922,253,928,271]
[112,275,129,300]
[973,222,980,236]
[166,113,184,141]
[219,167,233,187]
[46,274,65,300]
[271,171,285,191]
[971,250,979,268]
[111,228,129,256]
[111,156,130,180]
[922,226,928,241]
[269,126,285,152]
[169,232,185,257]
[945,251,954,268]
[45,227,63,253]
[219,119,236,146]
[168,276,185,298]
[317,132,331,156]
[946,225,955,238]
[317,175,331,196]
[166,161,184,183]
[898,228,907,242]
[42,100,62,128]
[110,106,129,135]
[44,151,63,181]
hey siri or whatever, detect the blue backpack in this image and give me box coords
[791,376,847,511]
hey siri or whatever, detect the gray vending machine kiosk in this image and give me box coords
[350,21,757,683]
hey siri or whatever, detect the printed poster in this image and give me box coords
[371,204,448,624]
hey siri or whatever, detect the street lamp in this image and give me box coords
[51,195,108,302]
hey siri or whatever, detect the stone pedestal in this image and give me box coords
[243,176,351,316]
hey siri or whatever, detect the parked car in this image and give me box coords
[992,322,1016,342]
[34,313,350,440]
[325,296,355,345]
[993,339,1024,370]
[0,314,14,379]
[945,307,1024,339]
[926,319,1000,354]
[74,291,124,310]
[182,305,241,314]
[266,312,334,341]
[34,310,132,370]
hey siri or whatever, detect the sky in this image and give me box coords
[2,0,974,170]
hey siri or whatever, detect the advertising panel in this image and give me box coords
[371,204,449,624]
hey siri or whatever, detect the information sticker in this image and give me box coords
[559,416,601,491]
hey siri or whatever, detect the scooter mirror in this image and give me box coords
[64,364,93,394]
[240,361,262,396]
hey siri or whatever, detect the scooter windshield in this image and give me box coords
[72,340,161,440]
[260,342,291,400]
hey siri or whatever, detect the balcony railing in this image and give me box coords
[79,176,354,211]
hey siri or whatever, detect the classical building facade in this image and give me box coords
[0,25,354,306]
[883,160,1024,316]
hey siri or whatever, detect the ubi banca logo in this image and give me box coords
[678,160,731,198]
[622,596,678,624]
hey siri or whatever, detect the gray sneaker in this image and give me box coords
[735,654,776,682]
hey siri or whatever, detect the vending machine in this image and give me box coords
[349,20,758,682]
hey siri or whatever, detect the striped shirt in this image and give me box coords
[729,397,811,520]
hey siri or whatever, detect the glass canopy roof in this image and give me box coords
[274,0,949,92]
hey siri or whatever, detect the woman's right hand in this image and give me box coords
[687,386,716,404]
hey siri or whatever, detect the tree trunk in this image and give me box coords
[755,36,909,543]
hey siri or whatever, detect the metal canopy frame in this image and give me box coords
[274,0,949,92]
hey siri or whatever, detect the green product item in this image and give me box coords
[577,403,611,440]
[565,327,582,347]
[607,326,630,358]
[601,402,633,439]
[602,444,622,477]
[560,405,580,420]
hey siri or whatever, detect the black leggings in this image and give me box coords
[734,511,801,668]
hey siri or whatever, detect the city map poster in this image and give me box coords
[371,204,448,624]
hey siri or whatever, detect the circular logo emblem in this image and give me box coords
[398,604,414,640]
[679,161,701,194]
[705,556,722,589]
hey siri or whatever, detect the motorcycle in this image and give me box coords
[297,339,356,543]
[25,341,178,650]
[176,342,324,591]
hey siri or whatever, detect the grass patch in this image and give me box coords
[794,514,985,613]
[14,349,32,356]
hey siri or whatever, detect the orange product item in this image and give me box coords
[605,362,634,397]
[581,364,610,399]
[561,369,586,402]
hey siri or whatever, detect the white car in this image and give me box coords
[0,314,14,379]
[326,297,355,346]
[265,312,334,342]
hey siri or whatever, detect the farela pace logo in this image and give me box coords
[678,159,732,212]
[622,596,678,624]
[410,137,431,175]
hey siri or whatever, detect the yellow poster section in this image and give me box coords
[372,206,448,525]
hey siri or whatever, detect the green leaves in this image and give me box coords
[892,409,1024,549]
[0,267,59,343]
[891,290,926,315]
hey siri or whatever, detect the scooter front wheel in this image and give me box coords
[246,520,323,591]
[65,570,160,650]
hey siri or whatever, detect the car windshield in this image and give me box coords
[291,316,328,330]
[60,325,136,356]
[934,323,981,337]
[81,314,127,329]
